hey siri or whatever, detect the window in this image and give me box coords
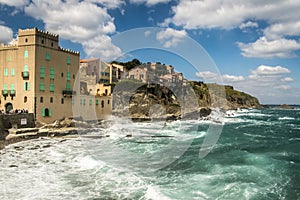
[24,50,28,58]
[10,68,15,76]
[3,84,8,94]
[66,82,71,91]
[50,68,54,79]
[61,98,64,104]
[7,56,12,62]
[4,68,8,76]
[42,39,44,44]
[10,84,15,94]
[96,99,99,105]
[46,52,50,60]
[67,56,71,65]
[25,38,28,43]
[23,65,29,78]
[73,74,75,79]
[50,97,53,103]
[51,42,53,47]
[24,82,30,91]
[108,100,110,105]
[50,83,54,92]
[101,100,104,108]
[24,96,27,103]
[83,99,86,105]
[40,96,43,103]
[40,82,45,91]
[89,99,92,105]
[66,71,70,81]
[61,73,64,77]
[42,108,52,117]
[80,99,83,105]
[40,66,45,78]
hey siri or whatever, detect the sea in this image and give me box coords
[0,108,299,200]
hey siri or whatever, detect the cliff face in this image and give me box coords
[113,80,260,120]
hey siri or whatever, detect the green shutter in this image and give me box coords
[10,84,15,94]
[3,84,8,94]
[83,99,86,105]
[7,56,12,62]
[24,65,29,72]
[42,108,45,117]
[66,71,70,81]
[49,108,53,117]
[66,82,71,91]
[40,66,45,78]
[46,52,50,61]
[4,68,8,76]
[40,82,45,91]
[24,50,28,58]
[67,56,71,65]
[50,68,54,79]
[27,82,30,91]
[11,68,15,76]
[50,83,54,92]
[89,99,92,105]
[96,99,99,105]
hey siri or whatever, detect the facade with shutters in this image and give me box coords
[0,28,80,123]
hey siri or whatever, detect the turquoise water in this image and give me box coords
[0,109,299,199]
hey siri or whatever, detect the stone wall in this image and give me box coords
[0,113,35,130]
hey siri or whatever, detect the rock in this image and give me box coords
[276,104,294,109]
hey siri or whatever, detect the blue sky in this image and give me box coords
[0,0,300,104]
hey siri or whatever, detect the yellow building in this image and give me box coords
[0,28,79,123]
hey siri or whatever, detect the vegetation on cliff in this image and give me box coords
[112,80,260,120]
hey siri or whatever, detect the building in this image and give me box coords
[80,59,124,96]
[0,28,79,123]
[77,59,124,121]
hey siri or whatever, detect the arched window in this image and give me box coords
[44,108,49,116]
[40,96,43,103]
[24,96,27,103]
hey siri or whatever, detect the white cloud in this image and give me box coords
[167,0,300,30]
[23,0,121,60]
[239,21,258,29]
[195,65,296,103]
[156,28,187,48]
[0,25,13,44]
[0,0,29,7]
[280,77,294,82]
[222,74,245,82]
[237,37,300,58]
[82,35,122,61]
[85,0,125,9]
[264,21,300,39]
[129,0,170,6]
[251,65,291,75]
[196,71,245,83]
[166,0,300,58]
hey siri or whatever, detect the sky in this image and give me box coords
[0,0,300,104]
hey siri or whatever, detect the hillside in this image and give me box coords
[112,80,260,120]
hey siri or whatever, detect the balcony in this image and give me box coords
[2,90,8,97]
[22,71,29,79]
[63,90,76,97]
[9,90,16,97]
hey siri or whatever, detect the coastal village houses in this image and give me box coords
[127,62,186,87]
[0,28,121,124]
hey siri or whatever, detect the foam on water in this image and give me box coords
[1,108,299,199]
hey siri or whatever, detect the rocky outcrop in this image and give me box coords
[113,81,260,120]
